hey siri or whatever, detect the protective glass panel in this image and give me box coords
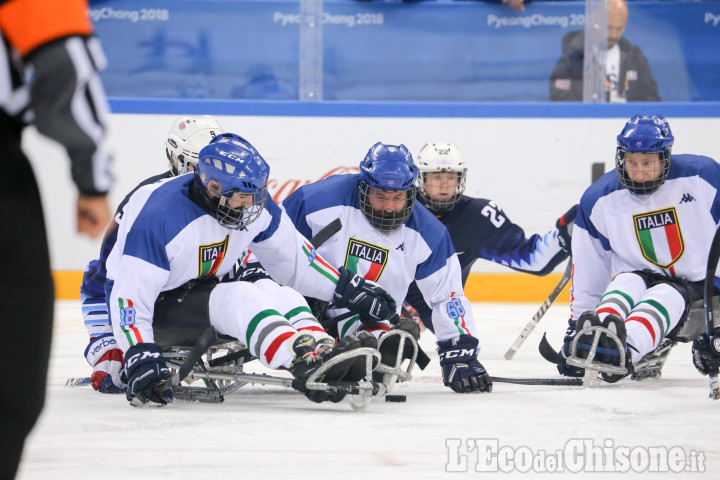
[89,0,720,102]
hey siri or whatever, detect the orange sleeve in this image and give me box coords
[0,0,93,57]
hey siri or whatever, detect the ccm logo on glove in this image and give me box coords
[439,348,476,361]
[126,350,162,368]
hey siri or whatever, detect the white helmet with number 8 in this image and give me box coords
[166,115,225,176]
[415,142,467,215]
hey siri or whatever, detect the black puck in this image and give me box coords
[385,394,407,403]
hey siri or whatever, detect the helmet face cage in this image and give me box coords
[196,133,270,229]
[358,182,417,232]
[358,142,418,232]
[166,115,224,176]
[213,186,268,230]
[615,115,674,195]
[415,142,467,215]
[417,169,467,215]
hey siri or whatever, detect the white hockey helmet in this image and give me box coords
[415,142,467,215]
[166,115,225,176]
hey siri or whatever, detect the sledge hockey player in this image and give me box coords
[281,142,493,394]
[404,142,577,331]
[82,116,224,394]
[107,133,393,406]
[554,114,720,382]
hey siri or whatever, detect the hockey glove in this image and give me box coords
[556,204,578,253]
[124,343,173,407]
[437,336,492,393]
[333,266,397,323]
[84,334,126,393]
[692,327,720,376]
[558,318,585,377]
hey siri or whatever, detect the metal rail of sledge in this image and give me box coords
[164,335,383,410]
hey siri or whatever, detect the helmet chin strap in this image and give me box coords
[189,175,218,212]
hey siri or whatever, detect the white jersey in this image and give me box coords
[281,173,476,343]
[571,154,720,320]
[106,174,339,351]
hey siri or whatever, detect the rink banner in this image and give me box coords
[107,98,720,118]
[52,270,572,303]
[89,0,720,102]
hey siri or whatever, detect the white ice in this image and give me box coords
[17,301,718,479]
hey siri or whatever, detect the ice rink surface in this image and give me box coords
[17,301,717,479]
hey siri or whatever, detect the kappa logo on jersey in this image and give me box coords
[198,235,230,277]
[633,207,685,270]
[679,193,696,204]
[344,238,389,282]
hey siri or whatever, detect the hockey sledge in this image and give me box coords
[157,326,383,411]
[565,297,719,382]
[374,328,419,392]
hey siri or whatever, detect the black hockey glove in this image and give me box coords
[692,327,720,376]
[124,343,173,407]
[437,336,492,393]
[333,267,397,323]
[556,204,578,253]
[558,318,585,377]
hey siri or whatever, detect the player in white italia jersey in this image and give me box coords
[106,133,393,406]
[82,115,224,395]
[281,142,492,394]
[556,114,720,381]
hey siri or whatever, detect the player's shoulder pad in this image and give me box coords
[116,170,173,218]
[461,196,497,213]
[407,201,455,252]
[129,175,207,246]
[283,173,360,216]
[251,195,283,243]
[579,171,624,210]
[667,154,720,184]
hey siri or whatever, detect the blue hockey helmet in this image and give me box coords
[615,114,674,195]
[195,133,270,229]
[358,142,418,232]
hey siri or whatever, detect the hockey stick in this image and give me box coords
[703,224,720,400]
[538,332,566,366]
[65,377,91,388]
[309,218,342,249]
[504,258,573,360]
[490,376,582,386]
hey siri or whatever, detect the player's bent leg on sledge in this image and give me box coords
[625,283,686,365]
[253,278,332,345]
[208,282,368,403]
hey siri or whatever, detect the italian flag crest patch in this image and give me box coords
[198,235,230,277]
[633,207,684,270]
[344,238,389,281]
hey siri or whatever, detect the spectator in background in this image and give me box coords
[549,0,660,102]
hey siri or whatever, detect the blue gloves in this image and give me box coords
[124,343,173,407]
[333,267,397,323]
[692,327,720,376]
[558,318,585,377]
[437,335,492,393]
[556,204,578,253]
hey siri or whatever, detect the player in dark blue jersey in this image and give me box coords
[81,116,224,393]
[404,142,577,331]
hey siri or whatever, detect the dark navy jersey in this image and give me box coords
[405,195,568,330]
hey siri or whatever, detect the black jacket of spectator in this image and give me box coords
[549,30,660,102]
